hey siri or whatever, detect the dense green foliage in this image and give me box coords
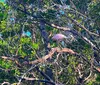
[0,0,100,85]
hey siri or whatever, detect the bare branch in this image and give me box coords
[1,82,10,85]
[21,78,55,85]
[67,16,100,37]
[51,24,70,31]
[29,47,77,65]
[1,56,22,67]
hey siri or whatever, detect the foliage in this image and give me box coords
[0,0,100,85]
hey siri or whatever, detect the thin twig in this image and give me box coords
[66,16,99,37]
[17,64,40,85]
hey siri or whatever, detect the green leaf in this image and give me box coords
[0,20,6,29]
[20,37,31,44]
[0,40,8,46]
[31,43,39,49]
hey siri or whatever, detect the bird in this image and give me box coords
[52,33,67,42]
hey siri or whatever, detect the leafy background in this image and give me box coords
[0,0,100,85]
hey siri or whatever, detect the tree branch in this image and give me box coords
[67,16,100,37]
